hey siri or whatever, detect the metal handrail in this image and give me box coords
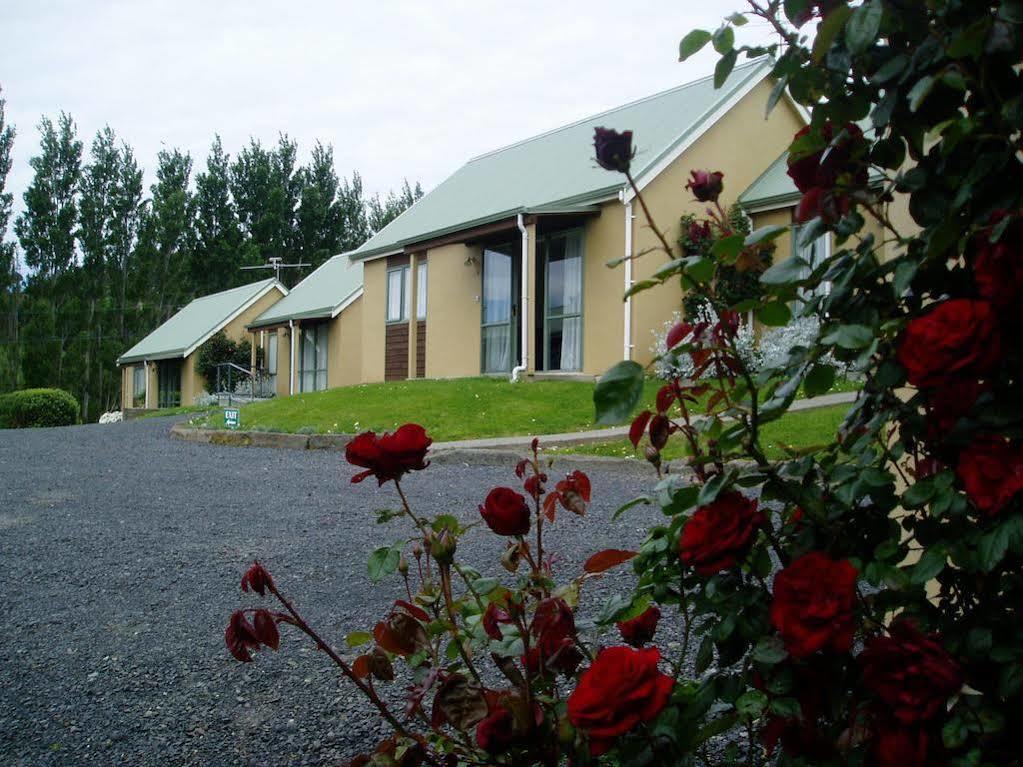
[214,363,274,406]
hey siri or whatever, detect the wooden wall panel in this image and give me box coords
[385,323,409,381]
[416,321,426,378]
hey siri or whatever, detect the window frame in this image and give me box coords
[299,324,329,393]
[386,266,412,324]
[541,227,585,372]
[416,261,427,321]
[133,364,146,406]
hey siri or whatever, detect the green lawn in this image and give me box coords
[551,402,852,462]
[137,404,214,419]
[190,375,858,447]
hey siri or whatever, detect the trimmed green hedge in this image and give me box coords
[0,388,80,428]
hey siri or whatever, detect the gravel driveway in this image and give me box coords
[0,417,665,766]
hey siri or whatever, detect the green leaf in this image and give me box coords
[911,547,946,584]
[745,224,788,246]
[761,256,810,286]
[594,361,645,425]
[908,75,937,113]
[714,50,738,89]
[727,12,748,26]
[679,29,712,61]
[624,278,660,299]
[613,495,652,521]
[736,690,769,720]
[769,697,802,719]
[713,25,735,54]
[822,324,874,350]
[766,76,789,117]
[812,5,852,63]
[695,636,715,673]
[697,472,730,506]
[367,545,402,583]
[804,363,836,397]
[752,636,789,665]
[345,631,373,648]
[845,0,882,54]
[710,234,745,263]
[893,260,917,296]
[978,525,1010,572]
[756,301,792,327]
[685,256,716,283]
[473,577,500,595]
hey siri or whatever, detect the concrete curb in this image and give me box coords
[169,390,859,460]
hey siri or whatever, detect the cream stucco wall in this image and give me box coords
[328,297,364,388]
[582,204,627,376]
[362,258,387,383]
[424,243,483,379]
[629,79,807,367]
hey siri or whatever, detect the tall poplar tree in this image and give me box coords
[0,87,19,392]
[367,179,423,233]
[296,141,342,269]
[193,135,242,295]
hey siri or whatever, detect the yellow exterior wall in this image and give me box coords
[181,353,201,405]
[423,243,482,379]
[328,297,364,387]
[362,258,387,383]
[582,204,627,376]
[630,79,806,367]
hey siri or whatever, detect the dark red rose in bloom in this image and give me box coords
[475,697,543,754]
[345,424,432,485]
[686,169,724,202]
[759,659,839,761]
[897,299,1001,389]
[924,379,987,440]
[482,601,512,641]
[240,560,274,596]
[479,487,531,536]
[617,605,661,647]
[974,210,1023,309]
[796,185,852,224]
[873,724,930,767]
[567,646,674,756]
[593,127,633,173]
[787,122,867,193]
[956,435,1023,515]
[524,597,581,676]
[679,491,767,576]
[860,620,963,726]
[770,552,858,658]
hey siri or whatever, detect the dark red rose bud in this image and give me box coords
[480,487,531,536]
[649,414,670,450]
[770,552,857,658]
[860,620,963,726]
[897,299,1001,389]
[956,436,1023,515]
[240,561,274,596]
[679,492,766,575]
[252,608,280,651]
[345,423,432,485]
[617,605,661,647]
[225,610,261,662]
[685,169,724,203]
[567,646,675,756]
[593,127,634,173]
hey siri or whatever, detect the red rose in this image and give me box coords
[770,552,858,658]
[873,724,930,767]
[475,698,542,754]
[593,127,633,173]
[759,659,838,761]
[787,122,867,194]
[679,491,766,576]
[795,185,852,224]
[974,210,1023,309]
[617,605,661,647]
[686,169,724,203]
[523,598,581,676]
[860,620,963,726]
[924,379,987,440]
[345,424,432,485]
[956,436,1023,515]
[479,487,531,536]
[567,646,674,755]
[897,299,1001,388]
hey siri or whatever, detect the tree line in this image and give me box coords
[0,87,422,420]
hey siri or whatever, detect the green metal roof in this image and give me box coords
[738,153,800,210]
[249,254,363,328]
[117,278,284,365]
[351,58,773,260]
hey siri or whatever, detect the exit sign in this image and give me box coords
[224,408,240,429]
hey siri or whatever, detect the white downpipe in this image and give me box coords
[289,320,296,396]
[623,201,634,360]
[144,360,151,409]
[511,213,529,382]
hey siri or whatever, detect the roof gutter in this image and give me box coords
[511,213,529,383]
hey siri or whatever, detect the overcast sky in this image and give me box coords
[1,1,777,218]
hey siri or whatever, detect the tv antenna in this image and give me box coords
[240,257,310,281]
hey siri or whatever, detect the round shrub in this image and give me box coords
[0,388,80,429]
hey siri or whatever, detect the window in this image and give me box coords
[792,225,831,302]
[416,262,427,320]
[387,267,412,322]
[299,324,328,392]
[267,332,278,391]
[133,365,146,407]
[542,229,583,372]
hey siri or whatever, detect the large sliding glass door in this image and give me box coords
[157,359,182,408]
[541,229,583,371]
[300,324,328,392]
[480,245,519,374]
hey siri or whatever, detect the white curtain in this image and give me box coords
[558,235,583,370]
[483,326,510,373]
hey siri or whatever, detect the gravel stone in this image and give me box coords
[0,415,700,765]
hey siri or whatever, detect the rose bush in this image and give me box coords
[224,3,1023,765]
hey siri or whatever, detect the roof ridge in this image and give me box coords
[187,277,274,305]
[466,58,769,164]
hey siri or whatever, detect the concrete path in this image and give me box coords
[430,390,859,452]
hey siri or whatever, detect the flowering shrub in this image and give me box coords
[225,3,1023,765]
[651,305,759,381]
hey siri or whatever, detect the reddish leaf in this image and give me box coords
[655,385,675,414]
[542,492,559,523]
[352,654,372,679]
[560,470,591,502]
[559,489,587,517]
[584,549,637,574]
[395,599,431,623]
[252,608,280,650]
[629,410,651,448]
[666,321,692,349]
[514,458,530,479]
